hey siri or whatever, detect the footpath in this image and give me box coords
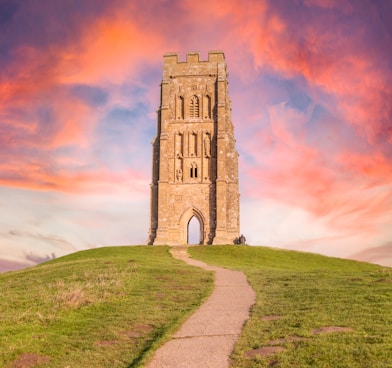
[145,246,256,368]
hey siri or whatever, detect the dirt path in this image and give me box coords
[145,246,256,368]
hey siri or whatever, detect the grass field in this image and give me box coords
[2,245,391,367]
[189,246,392,368]
[0,246,213,368]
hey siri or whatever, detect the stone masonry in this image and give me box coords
[148,51,240,245]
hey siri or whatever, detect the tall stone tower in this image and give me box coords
[148,51,240,245]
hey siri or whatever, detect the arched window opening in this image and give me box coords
[189,95,199,118]
[188,216,201,244]
[190,163,198,178]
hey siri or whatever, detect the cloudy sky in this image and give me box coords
[1,0,391,271]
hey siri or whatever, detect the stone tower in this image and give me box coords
[148,51,240,245]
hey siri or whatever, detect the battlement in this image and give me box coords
[163,51,225,64]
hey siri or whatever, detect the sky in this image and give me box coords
[0,0,391,272]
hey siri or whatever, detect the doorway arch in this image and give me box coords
[188,216,201,244]
[179,207,205,245]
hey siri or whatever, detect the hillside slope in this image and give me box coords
[2,245,391,367]
[0,246,213,368]
[189,246,392,368]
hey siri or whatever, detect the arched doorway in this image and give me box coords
[179,207,205,245]
[188,216,201,244]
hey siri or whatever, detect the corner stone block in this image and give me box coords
[164,53,178,64]
[187,52,200,63]
[208,50,225,62]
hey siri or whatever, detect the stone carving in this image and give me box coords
[176,168,183,182]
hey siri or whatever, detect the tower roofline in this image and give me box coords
[163,51,225,65]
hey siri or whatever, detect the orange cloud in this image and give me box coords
[338,152,392,183]
[58,17,168,85]
[0,7,169,194]
[0,158,147,195]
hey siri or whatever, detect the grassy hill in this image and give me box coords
[189,246,392,367]
[1,245,391,367]
[0,246,213,368]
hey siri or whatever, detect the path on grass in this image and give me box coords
[145,246,256,368]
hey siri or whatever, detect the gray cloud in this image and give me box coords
[24,251,56,264]
[0,258,31,273]
[8,229,76,251]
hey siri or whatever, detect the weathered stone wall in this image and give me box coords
[148,51,240,245]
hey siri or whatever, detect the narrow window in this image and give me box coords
[190,163,197,178]
[179,96,184,119]
[204,95,211,119]
[189,95,199,118]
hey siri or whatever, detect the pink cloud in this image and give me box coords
[338,152,392,183]
[0,0,390,265]
[0,6,168,194]
[57,17,169,85]
[248,6,392,146]
[0,162,147,194]
[303,0,352,11]
[349,242,392,268]
[0,259,32,273]
[210,1,392,247]
[190,1,389,148]
[241,93,391,246]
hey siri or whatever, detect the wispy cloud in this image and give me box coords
[349,242,392,268]
[0,259,32,273]
[24,251,56,264]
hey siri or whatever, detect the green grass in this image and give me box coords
[0,246,213,368]
[189,245,392,368]
[3,245,391,367]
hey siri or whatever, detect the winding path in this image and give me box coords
[146,246,256,368]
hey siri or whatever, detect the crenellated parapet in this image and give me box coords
[163,50,225,64]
